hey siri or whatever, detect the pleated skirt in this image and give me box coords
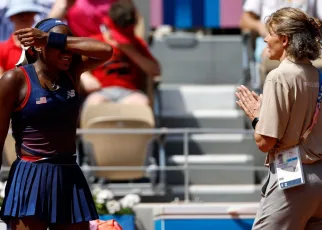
[0,157,98,224]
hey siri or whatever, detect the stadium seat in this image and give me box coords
[81,103,155,181]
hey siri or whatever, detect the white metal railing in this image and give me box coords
[3,128,267,202]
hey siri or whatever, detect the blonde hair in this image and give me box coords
[265,7,322,60]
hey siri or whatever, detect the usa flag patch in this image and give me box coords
[36,97,47,104]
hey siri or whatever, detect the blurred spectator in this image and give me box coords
[240,0,322,89]
[0,0,55,42]
[48,0,145,38]
[34,0,57,23]
[0,0,11,41]
[82,1,160,106]
[0,0,43,76]
[240,0,322,63]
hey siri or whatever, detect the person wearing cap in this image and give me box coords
[0,0,44,77]
[0,0,11,41]
[0,0,56,42]
[82,1,160,106]
[0,18,113,229]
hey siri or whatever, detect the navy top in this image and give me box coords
[11,64,80,157]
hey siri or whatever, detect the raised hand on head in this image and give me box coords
[14,28,48,47]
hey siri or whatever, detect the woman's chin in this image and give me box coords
[268,54,279,61]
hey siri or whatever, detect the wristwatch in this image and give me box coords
[252,117,259,130]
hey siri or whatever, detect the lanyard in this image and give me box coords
[301,70,322,142]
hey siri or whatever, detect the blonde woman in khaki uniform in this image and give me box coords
[236,7,322,230]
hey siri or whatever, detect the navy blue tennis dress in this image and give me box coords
[0,64,98,224]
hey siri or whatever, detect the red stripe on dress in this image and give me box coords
[15,67,31,111]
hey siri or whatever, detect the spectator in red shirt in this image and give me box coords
[82,1,160,106]
[49,0,145,39]
[0,0,43,76]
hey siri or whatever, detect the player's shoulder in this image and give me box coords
[1,66,27,89]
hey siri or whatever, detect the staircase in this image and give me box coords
[151,33,266,202]
[156,84,264,202]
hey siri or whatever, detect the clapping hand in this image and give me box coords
[236,85,262,121]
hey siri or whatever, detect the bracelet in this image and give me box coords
[252,117,259,130]
[47,32,67,50]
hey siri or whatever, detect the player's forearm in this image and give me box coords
[66,37,113,60]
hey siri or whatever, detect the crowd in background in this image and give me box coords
[1,0,322,104]
[0,0,160,109]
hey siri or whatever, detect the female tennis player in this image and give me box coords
[0,18,113,229]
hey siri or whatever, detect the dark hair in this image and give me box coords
[35,18,53,29]
[108,2,137,28]
[265,7,322,60]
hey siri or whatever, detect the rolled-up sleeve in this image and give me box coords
[256,71,291,139]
